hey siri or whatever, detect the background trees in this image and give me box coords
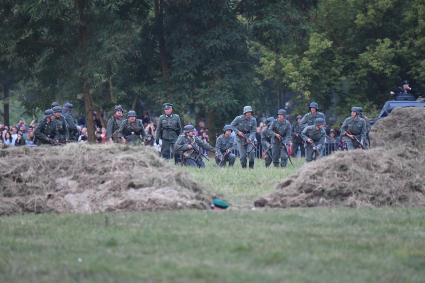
[1,0,423,137]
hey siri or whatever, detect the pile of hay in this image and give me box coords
[0,144,211,215]
[255,107,425,208]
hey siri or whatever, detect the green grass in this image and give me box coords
[1,158,425,283]
[181,157,304,208]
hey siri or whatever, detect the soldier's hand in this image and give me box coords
[275,133,281,140]
[237,131,244,138]
[187,144,192,149]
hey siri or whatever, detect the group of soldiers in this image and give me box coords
[35,100,369,169]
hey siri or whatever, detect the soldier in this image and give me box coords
[269,109,292,167]
[106,105,124,142]
[292,114,305,158]
[52,106,69,143]
[300,102,326,129]
[230,106,257,169]
[391,80,415,101]
[62,102,78,142]
[155,103,182,159]
[215,125,236,167]
[261,117,274,167]
[174,125,215,168]
[358,107,370,149]
[118,110,146,145]
[340,107,367,150]
[34,109,59,145]
[301,118,326,162]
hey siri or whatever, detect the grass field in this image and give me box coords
[1,158,425,283]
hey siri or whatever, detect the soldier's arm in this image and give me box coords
[106,118,113,139]
[283,122,292,144]
[174,136,191,153]
[230,116,240,134]
[300,126,309,142]
[360,119,367,142]
[139,120,146,138]
[340,118,349,136]
[249,118,257,141]
[317,129,326,147]
[155,117,162,140]
[299,114,308,129]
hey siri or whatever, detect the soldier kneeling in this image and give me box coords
[174,125,215,168]
[215,125,236,167]
[118,110,146,145]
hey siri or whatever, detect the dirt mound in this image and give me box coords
[255,107,425,208]
[0,144,211,215]
[370,107,425,150]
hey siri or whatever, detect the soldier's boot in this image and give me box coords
[249,161,254,169]
[281,159,287,167]
[273,162,279,168]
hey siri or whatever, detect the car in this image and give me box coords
[370,99,425,125]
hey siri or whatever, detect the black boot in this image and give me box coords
[249,161,254,169]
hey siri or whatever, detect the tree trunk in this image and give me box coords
[76,0,95,142]
[154,0,170,81]
[3,84,10,126]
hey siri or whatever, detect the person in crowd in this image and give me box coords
[391,80,415,101]
[106,105,124,143]
[144,121,156,146]
[15,132,26,146]
[340,107,367,150]
[301,118,326,162]
[62,102,79,142]
[215,125,236,167]
[118,110,146,145]
[155,103,182,159]
[231,106,257,169]
[269,109,292,168]
[52,106,69,143]
[174,124,215,168]
[300,102,326,130]
[78,127,88,143]
[292,114,305,158]
[3,131,13,147]
[261,117,274,167]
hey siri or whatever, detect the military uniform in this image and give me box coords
[215,125,236,167]
[155,103,182,159]
[34,110,59,145]
[358,107,370,149]
[62,103,78,142]
[300,102,326,129]
[118,111,146,145]
[230,106,257,168]
[292,116,305,157]
[52,106,69,143]
[106,105,124,142]
[301,119,326,162]
[174,125,214,168]
[341,107,367,150]
[269,110,292,167]
[261,117,274,167]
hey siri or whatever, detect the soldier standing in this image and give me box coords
[106,105,124,142]
[215,125,236,167]
[62,102,78,142]
[301,118,326,162]
[269,109,292,167]
[261,117,274,168]
[292,115,305,157]
[155,103,182,159]
[52,106,69,143]
[358,107,370,149]
[230,106,257,169]
[340,107,367,150]
[300,102,326,129]
[174,125,215,168]
[34,109,59,145]
[118,110,146,145]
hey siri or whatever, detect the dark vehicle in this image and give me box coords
[370,100,425,125]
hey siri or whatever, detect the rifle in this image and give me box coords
[218,144,233,167]
[344,130,365,149]
[237,132,257,154]
[187,139,209,161]
[271,128,294,167]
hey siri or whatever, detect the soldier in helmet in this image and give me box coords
[261,117,274,167]
[52,106,69,143]
[51,101,60,108]
[230,106,257,169]
[62,102,78,142]
[34,109,59,145]
[340,107,367,150]
[118,110,146,144]
[300,102,326,130]
[301,118,326,162]
[106,105,124,142]
[174,125,215,168]
[215,125,236,167]
[155,103,182,159]
[269,109,292,167]
[292,114,305,157]
[357,107,370,149]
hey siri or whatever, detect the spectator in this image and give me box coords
[15,132,26,146]
[3,131,13,147]
[144,121,156,146]
[142,111,151,127]
[78,127,88,143]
